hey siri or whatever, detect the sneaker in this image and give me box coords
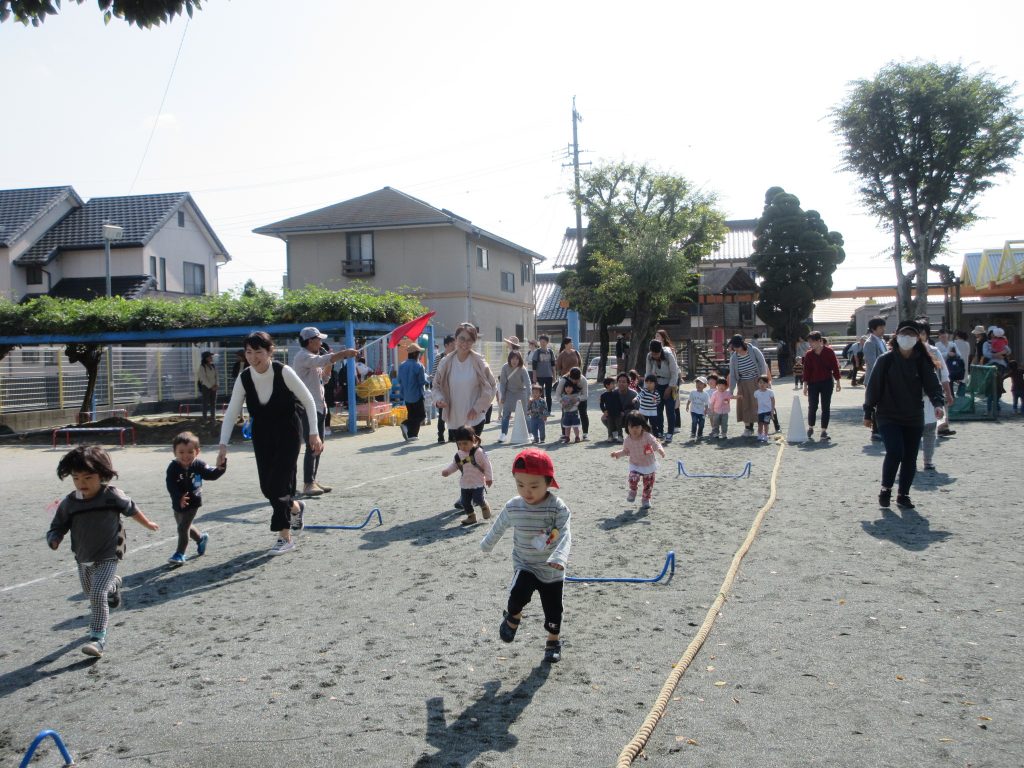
[937,428,956,437]
[807,427,814,438]
[543,640,562,663]
[107,575,122,609]
[301,483,324,497]
[574,436,581,443]
[81,638,105,658]
[408,436,420,442]
[269,538,296,555]
[324,427,332,436]
[437,436,446,444]
[871,432,883,441]
[718,433,727,439]
[290,500,306,531]
[168,552,187,565]
[742,428,754,438]
[499,612,520,643]
[454,498,464,510]
[314,482,332,494]
[896,494,915,509]
[626,489,637,503]
[820,431,830,441]
[497,433,507,444]
[923,463,936,471]
[709,431,719,439]
[663,434,672,444]
[581,433,588,441]
[878,488,892,508]
[400,422,409,441]
[639,499,651,510]
[196,532,209,556]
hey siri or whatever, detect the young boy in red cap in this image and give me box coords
[480,448,572,663]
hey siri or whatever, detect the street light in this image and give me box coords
[101,223,123,410]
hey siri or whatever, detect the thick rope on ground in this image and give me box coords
[615,441,786,767]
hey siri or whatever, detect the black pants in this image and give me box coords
[405,398,425,438]
[879,422,924,494]
[507,570,563,636]
[252,419,301,532]
[201,387,217,419]
[578,399,589,435]
[173,507,201,555]
[806,380,834,429]
[536,376,554,413]
[437,412,446,441]
[652,384,672,436]
[301,411,327,485]
[447,421,484,442]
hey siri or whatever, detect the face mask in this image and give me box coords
[896,335,917,351]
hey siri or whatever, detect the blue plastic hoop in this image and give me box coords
[305,507,383,530]
[677,460,751,479]
[20,729,75,768]
[566,550,675,584]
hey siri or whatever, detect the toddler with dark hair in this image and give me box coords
[165,431,226,564]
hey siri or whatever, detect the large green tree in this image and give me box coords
[833,61,1023,320]
[573,161,727,372]
[0,0,201,27]
[750,187,845,350]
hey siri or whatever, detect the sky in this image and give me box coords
[2,0,1022,294]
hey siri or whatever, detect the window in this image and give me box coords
[159,257,167,291]
[477,246,488,270]
[177,210,185,227]
[183,262,206,295]
[344,232,375,276]
[495,327,503,343]
[149,256,157,284]
[521,261,531,284]
[515,323,524,341]
[501,271,515,293]
[26,266,43,285]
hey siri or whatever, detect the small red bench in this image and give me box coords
[52,426,137,448]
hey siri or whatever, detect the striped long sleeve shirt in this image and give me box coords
[636,387,659,416]
[480,494,572,583]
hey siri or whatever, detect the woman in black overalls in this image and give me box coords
[218,331,321,555]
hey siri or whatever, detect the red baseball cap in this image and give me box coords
[512,448,559,488]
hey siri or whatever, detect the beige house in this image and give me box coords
[254,187,546,343]
[0,186,229,302]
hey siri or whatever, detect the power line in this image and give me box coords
[128,19,190,194]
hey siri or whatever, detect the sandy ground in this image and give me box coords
[1,382,1021,767]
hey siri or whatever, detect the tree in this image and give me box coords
[749,187,845,351]
[833,61,1024,320]
[573,162,727,372]
[0,0,201,27]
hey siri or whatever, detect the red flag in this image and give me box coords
[387,311,435,348]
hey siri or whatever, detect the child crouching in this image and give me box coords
[441,426,493,526]
[47,445,160,658]
[481,448,571,663]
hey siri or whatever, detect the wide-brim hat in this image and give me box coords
[407,342,424,353]
[503,335,522,347]
[971,325,986,335]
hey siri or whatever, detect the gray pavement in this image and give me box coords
[1,383,1021,767]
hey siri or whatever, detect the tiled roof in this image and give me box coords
[553,227,586,269]
[0,186,82,247]
[706,219,756,262]
[254,186,546,262]
[700,266,757,295]
[811,297,871,324]
[49,275,155,300]
[535,273,567,322]
[16,192,228,265]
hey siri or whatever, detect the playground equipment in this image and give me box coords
[305,507,383,531]
[566,551,675,584]
[20,729,75,767]
[676,460,751,479]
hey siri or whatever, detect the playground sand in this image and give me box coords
[0,386,1021,767]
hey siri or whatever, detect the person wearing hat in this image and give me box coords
[503,335,523,350]
[480,448,571,664]
[983,327,1011,369]
[397,342,428,441]
[293,327,358,496]
[196,350,219,421]
[862,322,945,510]
[970,325,988,367]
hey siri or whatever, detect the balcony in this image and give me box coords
[343,259,375,277]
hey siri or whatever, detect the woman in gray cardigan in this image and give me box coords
[728,335,768,437]
[497,350,532,442]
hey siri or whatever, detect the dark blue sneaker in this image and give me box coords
[196,532,209,556]
[168,552,187,565]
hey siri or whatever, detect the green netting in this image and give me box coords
[949,365,1000,420]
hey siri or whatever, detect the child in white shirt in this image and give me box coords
[753,375,776,443]
[686,376,711,440]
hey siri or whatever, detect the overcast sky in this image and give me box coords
[2,0,1022,294]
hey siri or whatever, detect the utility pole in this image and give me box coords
[568,96,587,256]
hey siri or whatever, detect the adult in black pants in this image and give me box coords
[217,331,322,556]
[530,335,557,414]
[863,323,945,509]
[433,335,455,443]
[801,331,841,440]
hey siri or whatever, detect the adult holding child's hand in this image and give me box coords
[218,331,321,556]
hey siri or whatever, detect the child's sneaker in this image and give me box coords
[639,499,651,510]
[107,575,122,609]
[499,611,520,643]
[167,552,187,565]
[543,640,562,663]
[290,500,305,531]
[626,489,637,503]
[820,431,830,441]
[269,538,296,555]
[81,638,105,658]
[196,532,209,556]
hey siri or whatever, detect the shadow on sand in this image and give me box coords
[861,507,952,551]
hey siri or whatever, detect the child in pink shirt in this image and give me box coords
[610,411,666,510]
[708,379,736,439]
[441,426,493,526]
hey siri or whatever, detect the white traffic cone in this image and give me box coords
[509,399,530,444]
[787,395,807,443]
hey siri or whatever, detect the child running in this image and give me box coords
[559,381,582,443]
[47,445,160,658]
[686,376,711,440]
[165,431,226,564]
[708,377,735,439]
[441,426,493,526]
[480,448,571,664]
[611,411,666,510]
[753,375,776,443]
[526,383,549,444]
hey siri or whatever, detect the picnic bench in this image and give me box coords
[52,425,137,448]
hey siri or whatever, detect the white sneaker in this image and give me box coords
[324,427,332,436]
[742,428,754,437]
[497,433,507,443]
[269,538,296,555]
